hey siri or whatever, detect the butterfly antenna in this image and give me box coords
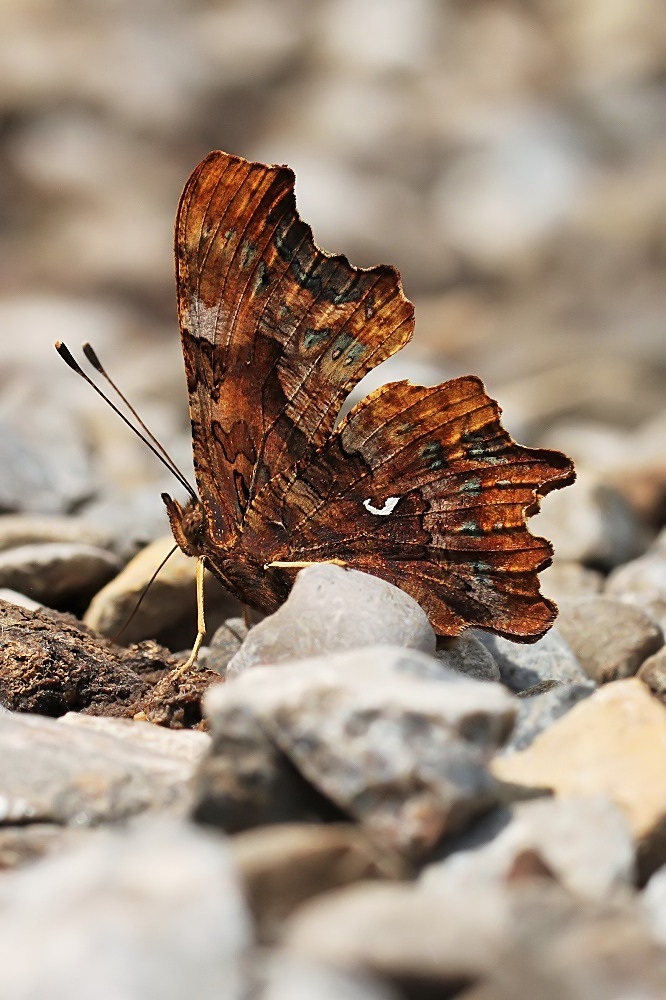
[81,342,191,493]
[55,341,197,502]
[111,543,179,643]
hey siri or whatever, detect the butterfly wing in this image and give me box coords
[176,150,414,543]
[242,376,575,640]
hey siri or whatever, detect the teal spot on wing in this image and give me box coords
[459,476,482,497]
[252,260,270,296]
[460,520,484,536]
[330,332,365,363]
[303,327,333,349]
[420,440,447,470]
[239,239,258,269]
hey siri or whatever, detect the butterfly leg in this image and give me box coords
[173,555,207,676]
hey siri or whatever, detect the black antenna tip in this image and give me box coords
[82,342,104,373]
[55,341,84,375]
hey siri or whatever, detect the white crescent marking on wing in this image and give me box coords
[363,496,401,516]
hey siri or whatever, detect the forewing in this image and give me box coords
[176,150,414,542]
[242,377,575,640]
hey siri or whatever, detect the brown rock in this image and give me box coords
[556,596,663,682]
[492,678,666,879]
[638,647,666,702]
[231,823,403,943]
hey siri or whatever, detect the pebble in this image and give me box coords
[230,822,399,944]
[200,645,516,859]
[421,795,635,902]
[0,542,121,607]
[638,647,666,702]
[0,514,113,553]
[538,559,604,605]
[556,596,663,682]
[204,617,248,675]
[0,818,251,1000]
[436,631,500,682]
[0,587,42,611]
[503,681,595,752]
[225,564,436,677]
[475,627,587,692]
[83,534,241,648]
[528,470,649,569]
[0,395,94,517]
[0,711,204,825]
[284,877,666,998]
[261,953,401,1000]
[492,678,666,879]
[606,546,666,634]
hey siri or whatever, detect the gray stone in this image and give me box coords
[231,822,399,944]
[284,878,666,999]
[556,596,663,683]
[421,796,635,901]
[192,701,318,833]
[283,878,512,990]
[203,645,516,858]
[638,646,666,702]
[607,548,666,634]
[0,542,121,606]
[0,818,251,1000]
[643,863,666,945]
[0,824,92,870]
[226,564,436,677]
[539,559,604,605]
[261,953,401,1000]
[0,514,113,553]
[58,712,210,765]
[528,470,648,569]
[476,627,587,692]
[0,400,94,517]
[503,681,595,752]
[0,710,202,825]
[437,631,500,682]
[206,617,248,675]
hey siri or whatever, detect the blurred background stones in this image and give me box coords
[0,0,663,637]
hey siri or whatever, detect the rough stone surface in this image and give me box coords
[231,822,400,943]
[0,542,121,607]
[225,564,436,677]
[0,819,251,1000]
[606,548,666,634]
[492,678,666,879]
[436,631,500,682]
[421,796,635,901]
[475,628,587,693]
[0,710,202,825]
[503,681,595,752]
[556,596,663,683]
[202,645,516,858]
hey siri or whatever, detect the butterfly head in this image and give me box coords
[162,492,208,558]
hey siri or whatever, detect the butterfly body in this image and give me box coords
[169,151,574,641]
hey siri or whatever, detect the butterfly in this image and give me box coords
[163,150,574,642]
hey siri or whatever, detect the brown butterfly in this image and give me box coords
[163,150,574,642]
